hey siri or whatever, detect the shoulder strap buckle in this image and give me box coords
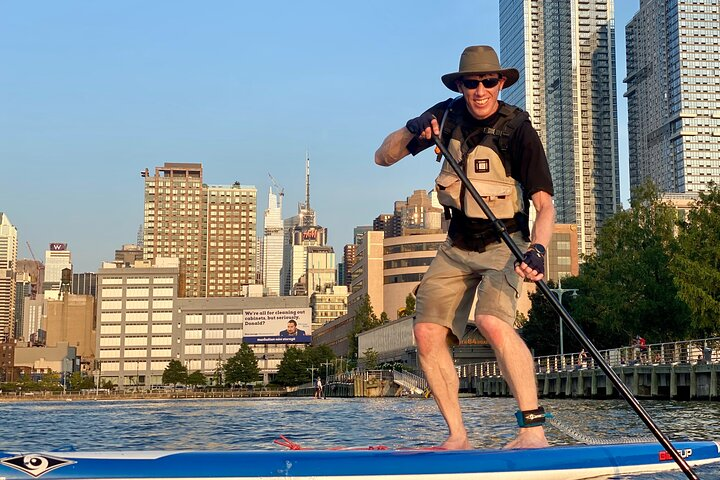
[435,96,463,162]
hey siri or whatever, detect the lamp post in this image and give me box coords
[321,360,333,385]
[334,357,346,379]
[549,279,579,357]
[95,360,101,395]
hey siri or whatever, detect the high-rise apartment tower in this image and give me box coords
[625,0,720,194]
[142,163,257,297]
[0,213,17,341]
[500,0,621,255]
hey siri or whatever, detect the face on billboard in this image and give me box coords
[285,321,298,335]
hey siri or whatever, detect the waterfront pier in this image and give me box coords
[472,363,719,400]
[293,337,720,400]
[464,337,720,400]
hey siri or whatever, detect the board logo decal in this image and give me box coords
[658,448,692,462]
[0,454,76,477]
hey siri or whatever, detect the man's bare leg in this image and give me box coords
[475,314,549,449]
[414,322,471,450]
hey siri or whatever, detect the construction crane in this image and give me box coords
[268,173,285,197]
[26,241,38,262]
[25,241,43,300]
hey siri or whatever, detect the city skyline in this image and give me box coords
[3,2,638,272]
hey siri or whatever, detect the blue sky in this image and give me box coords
[0,1,638,272]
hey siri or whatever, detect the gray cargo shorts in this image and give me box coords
[414,232,528,343]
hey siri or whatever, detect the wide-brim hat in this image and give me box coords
[441,45,519,92]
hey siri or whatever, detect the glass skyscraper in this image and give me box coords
[500,0,621,255]
[625,0,720,194]
[262,187,284,296]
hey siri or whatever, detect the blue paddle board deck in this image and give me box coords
[1,441,718,480]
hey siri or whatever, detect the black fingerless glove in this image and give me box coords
[521,245,545,274]
[405,112,435,135]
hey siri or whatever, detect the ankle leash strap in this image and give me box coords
[515,406,553,428]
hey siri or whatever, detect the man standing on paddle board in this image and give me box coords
[375,45,555,450]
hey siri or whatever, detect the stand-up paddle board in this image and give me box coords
[1,440,718,479]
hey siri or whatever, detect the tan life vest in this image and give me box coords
[434,118,525,220]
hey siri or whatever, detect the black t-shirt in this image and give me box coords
[406,98,554,199]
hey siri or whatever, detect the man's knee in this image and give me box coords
[414,322,449,351]
[475,314,513,345]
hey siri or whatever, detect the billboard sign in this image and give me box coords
[302,228,318,240]
[242,308,312,344]
[49,243,68,251]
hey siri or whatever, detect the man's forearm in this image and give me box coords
[530,192,555,248]
[532,210,554,248]
[375,127,414,166]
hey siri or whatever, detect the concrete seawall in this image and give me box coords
[0,389,288,402]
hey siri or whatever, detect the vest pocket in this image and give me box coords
[435,171,462,211]
[464,181,516,220]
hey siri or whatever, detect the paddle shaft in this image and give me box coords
[432,135,699,480]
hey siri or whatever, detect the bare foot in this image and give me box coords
[439,435,472,450]
[503,427,549,450]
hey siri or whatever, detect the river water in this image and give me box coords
[1,396,718,479]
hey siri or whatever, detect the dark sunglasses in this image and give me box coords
[460,77,501,89]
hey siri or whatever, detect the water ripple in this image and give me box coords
[0,397,718,478]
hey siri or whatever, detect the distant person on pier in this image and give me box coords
[633,336,648,364]
[375,45,555,450]
[314,377,324,399]
[577,349,588,369]
[279,320,306,337]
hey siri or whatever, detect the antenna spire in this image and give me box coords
[305,150,310,210]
